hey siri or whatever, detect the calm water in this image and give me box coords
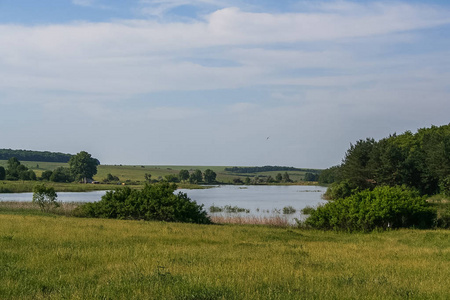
[0,185,327,221]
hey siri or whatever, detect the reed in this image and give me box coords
[211,214,291,226]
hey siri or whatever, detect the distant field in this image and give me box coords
[0,160,320,184]
[0,212,449,299]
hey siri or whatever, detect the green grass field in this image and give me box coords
[0,160,319,186]
[0,210,449,299]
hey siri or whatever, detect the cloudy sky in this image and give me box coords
[1,0,450,168]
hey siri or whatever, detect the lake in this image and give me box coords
[0,185,327,221]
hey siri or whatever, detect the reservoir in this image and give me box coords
[0,185,327,220]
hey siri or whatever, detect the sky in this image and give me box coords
[1,0,450,168]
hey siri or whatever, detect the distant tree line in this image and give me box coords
[319,123,450,199]
[0,151,99,183]
[0,149,73,163]
[224,166,320,174]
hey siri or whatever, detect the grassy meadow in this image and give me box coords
[0,211,449,299]
[0,160,319,193]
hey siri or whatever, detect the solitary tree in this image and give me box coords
[282,172,292,183]
[69,151,99,183]
[32,184,59,212]
[203,169,217,184]
[179,169,190,182]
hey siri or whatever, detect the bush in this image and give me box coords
[77,182,211,224]
[282,206,296,214]
[300,206,316,215]
[306,186,436,231]
[32,184,59,212]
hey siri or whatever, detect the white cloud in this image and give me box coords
[72,0,96,7]
[1,1,450,166]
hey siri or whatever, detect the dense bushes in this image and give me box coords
[77,183,211,224]
[305,186,436,231]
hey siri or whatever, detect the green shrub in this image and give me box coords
[306,186,436,231]
[300,206,316,215]
[32,184,59,212]
[282,206,296,214]
[77,183,211,224]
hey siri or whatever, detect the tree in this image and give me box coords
[304,172,319,182]
[179,169,189,182]
[189,169,203,184]
[244,177,251,185]
[5,157,35,181]
[69,151,99,183]
[282,172,292,183]
[50,167,73,183]
[0,166,5,180]
[275,173,283,183]
[104,173,120,183]
[164,174,179,183]
[203,169,217,184]
[41,170,53,181]
[144,173,152,183]
[32,184,59,212]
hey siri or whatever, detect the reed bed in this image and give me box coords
[210,214,291,226]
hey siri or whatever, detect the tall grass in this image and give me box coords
[1,211,449,299]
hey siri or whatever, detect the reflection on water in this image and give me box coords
[178,185,327,222]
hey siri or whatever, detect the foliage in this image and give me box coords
[40,170,53,181]
[32,184,59,212]
[189,169,203,184]
[282,172,292,183]
[50,167,73,183]
[103,173,120,183]
[327,124,450,198]
[225,165,320,173]
[303,172,319,181]
[318,165,341,184]
[78,182,211,224]
[275,173,282,182]
[282,206,296,214]
[300,206,315,215]
[232,178,244,184]
[5,157,37,181]
[69,151,100,183]
[306,186,436,231]
[0,148,72,162]
[178,169,189,182]
[164,174,179,183]
[0,166,5,180]
[203,169,217,184]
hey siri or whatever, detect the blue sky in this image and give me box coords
[1,0,450,168]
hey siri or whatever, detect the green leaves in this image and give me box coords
[79,183,211,224]
[306,186,436,231]
[32,184,59,212]
[68,151,99,183]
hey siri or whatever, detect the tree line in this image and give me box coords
[319,123,450,199]
[0,151,99,183]
[305,123,450,231]
[0,149,73,163]
[224,166,320,174]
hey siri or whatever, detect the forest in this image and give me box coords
[225,165,320,174]
[319,123,450,199]
[0,149,72,163]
